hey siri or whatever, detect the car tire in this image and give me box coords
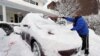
[31,40,44,56]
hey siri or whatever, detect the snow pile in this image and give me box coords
[0,28,6,37]
[0,28,34,56]
[88,29,100,56]
[72,29,100,56]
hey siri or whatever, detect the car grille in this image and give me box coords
[58,48,78,56]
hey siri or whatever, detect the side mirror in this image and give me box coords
[23,24,30,28]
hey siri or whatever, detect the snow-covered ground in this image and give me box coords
[0,28,34,56]
[88,29,100,56]
[72,29,100,56]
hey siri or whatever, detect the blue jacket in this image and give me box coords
[65,16,89,35]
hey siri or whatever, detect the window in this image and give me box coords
[23,0,30,2]
[14,14,23,23]
[30,0,36,4]
[30,0,38,5]
[23,0,38,5]
[0,15,3,21]
[36,2,38,5]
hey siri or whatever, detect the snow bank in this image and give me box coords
[0,28,6,37]
[0,28,34,56]
[8,33,34,56]
[88,29,100,56]
[72,29,100,56]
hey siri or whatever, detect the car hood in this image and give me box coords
[28,24,82,50]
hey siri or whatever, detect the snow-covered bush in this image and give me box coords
[84,14,100,35]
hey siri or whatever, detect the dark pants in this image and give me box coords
[79,34,89,55]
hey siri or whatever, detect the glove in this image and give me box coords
[61,17,66,19]
[71,28,74,31]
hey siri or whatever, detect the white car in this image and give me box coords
[15,13,82,56]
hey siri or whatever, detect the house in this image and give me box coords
[0,0,58,23]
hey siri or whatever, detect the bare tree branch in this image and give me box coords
[56,0,80,16]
